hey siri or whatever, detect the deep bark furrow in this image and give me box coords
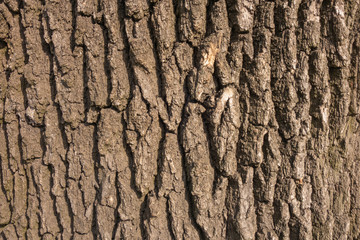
[1,0,360,239]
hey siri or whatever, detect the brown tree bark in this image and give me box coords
[0,0,360,239]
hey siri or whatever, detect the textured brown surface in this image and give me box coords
[0,0,360,239]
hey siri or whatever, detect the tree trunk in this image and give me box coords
[1,0,360,239]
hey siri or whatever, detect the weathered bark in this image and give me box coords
[0,0,360,239]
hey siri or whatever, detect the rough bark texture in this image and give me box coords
[1,0,360,239]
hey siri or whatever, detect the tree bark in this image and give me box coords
[0,0,360,239]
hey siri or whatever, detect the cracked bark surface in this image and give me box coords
[1,0,360,239]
